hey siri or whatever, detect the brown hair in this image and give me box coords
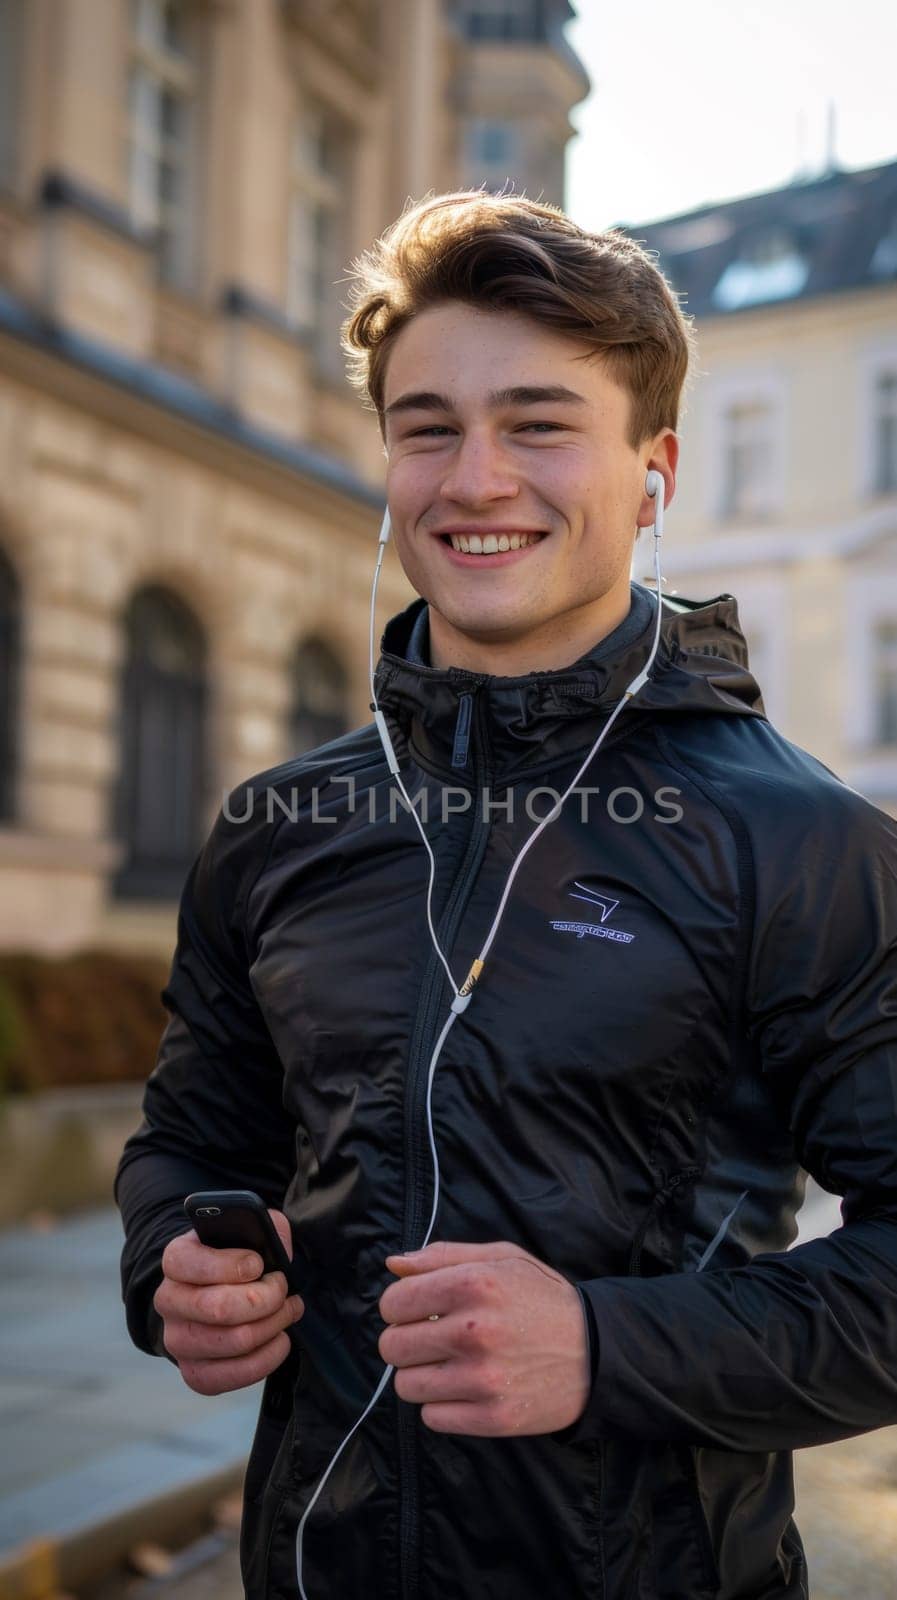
[340,187,696,450]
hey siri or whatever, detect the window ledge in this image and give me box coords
[41,170,154,249]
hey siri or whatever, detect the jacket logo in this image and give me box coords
[549,881,636,944]
[569,882,618,921]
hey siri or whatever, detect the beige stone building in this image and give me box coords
[0,0,589,953]
[624,160,897,818]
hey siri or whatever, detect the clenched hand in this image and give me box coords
[378,1239,590,1436]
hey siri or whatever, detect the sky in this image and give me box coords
[564,0,897,231]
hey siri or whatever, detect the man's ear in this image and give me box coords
[636,430,679,530]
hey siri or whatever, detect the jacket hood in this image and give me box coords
[372,587,766,782]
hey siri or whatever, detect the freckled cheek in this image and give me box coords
[535,460,591,507]
[386,468,440,535]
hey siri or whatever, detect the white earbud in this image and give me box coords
[378,507,392,545]
[645,470,665,539]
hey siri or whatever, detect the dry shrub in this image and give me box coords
[0,949,169,1095]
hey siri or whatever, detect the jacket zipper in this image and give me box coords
[451,692,474,769]
[398,687,493,1600]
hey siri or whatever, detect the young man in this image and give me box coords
[116,191,897,1600]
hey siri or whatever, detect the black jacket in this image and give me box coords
[115,587,897,1600]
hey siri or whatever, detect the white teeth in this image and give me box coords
[447,531,545,554]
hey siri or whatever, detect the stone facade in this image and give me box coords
[0,0,589,953]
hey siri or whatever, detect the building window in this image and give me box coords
[287,100,354,378]
[711,228,809,312]
[0,549,20,822]
[870,214,897,280]
[460,1,542,41]
[874,370,897,494]
[875,619,897,746]
[290,638,349,755]
[465,118,518,168]
[113,585,207,899]
[721,400,775,518]
[0,0,24,189]
[128,0,197,287]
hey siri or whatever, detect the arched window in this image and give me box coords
[113,585,207,899]
[0,549,21,822]
[290,637,349,755]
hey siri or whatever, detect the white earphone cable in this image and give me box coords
[369,533,460,1002]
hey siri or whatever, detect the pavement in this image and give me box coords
[0,1208,260,1595]
[0,1179,865,1596]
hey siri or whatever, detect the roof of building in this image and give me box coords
[615,156,897,318]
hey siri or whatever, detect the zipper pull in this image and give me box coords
[451,692,474,770]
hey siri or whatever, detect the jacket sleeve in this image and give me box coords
[114,781,295,1360]
[555,785,897,1451]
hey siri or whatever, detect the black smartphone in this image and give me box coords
[183,1188,369,1410]
[184,1189,299,1288]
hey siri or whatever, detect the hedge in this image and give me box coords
[0,949,171,1095]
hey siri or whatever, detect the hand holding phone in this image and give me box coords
[153,1191,304,1396]
[158,1189,370,1408]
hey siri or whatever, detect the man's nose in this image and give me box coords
[438,433,520,505]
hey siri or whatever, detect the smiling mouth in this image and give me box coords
[440,531,547,554]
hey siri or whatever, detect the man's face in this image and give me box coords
[381,300,677,672]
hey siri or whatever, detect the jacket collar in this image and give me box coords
[372,588,765,784]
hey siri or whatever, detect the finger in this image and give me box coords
[165,1293,304,1363]
[268,1209,294,1261]
[393,1358,498,1408]
[420,1400,518,1437]
[379,1309,492,1369]
[379,1265,462,1325]
[157,1270,292,1328]
[384,1240,525,1277]
[380,1258,505,1325]
[162,1230,267,1287]
[178,1329,293,1397]
[378,1318,453,1369]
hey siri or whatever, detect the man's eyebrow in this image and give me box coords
[383,384,590,421]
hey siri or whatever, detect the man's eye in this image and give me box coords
[407,423,563,437]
